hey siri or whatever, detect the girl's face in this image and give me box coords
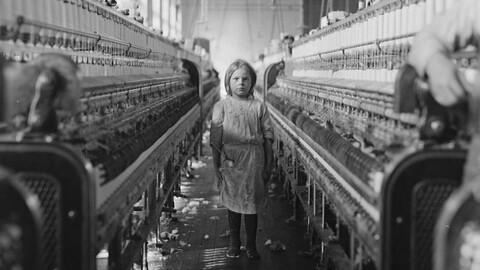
[229,67,251,98]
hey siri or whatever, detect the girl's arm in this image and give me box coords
[211,139,223,189]
[261,103,274,185]
[263,138,273,185]
[210,102,224,189]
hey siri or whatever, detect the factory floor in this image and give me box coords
[138,132,314,270]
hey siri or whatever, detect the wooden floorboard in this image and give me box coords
[139,134,314,270]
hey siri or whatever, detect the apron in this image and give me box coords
[219,142,267,214]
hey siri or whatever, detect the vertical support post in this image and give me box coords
[312,177,317,216]
[321,193,325,228]
[350,233,355,269]
[0,55,5,122]
[159,0,163,33]
[308,0,314,31]
[108,227,122,270]
[319,0,325,27]
[198,121,203,156]
[148,179,156,212]
[199,83,204,157]
[144,241,148,270]
[147,0,153,27]
[307,174,311,205]
[167,0,171,37]
[294,158,298,185]
[144,190,149,219]
[320,193,326,263]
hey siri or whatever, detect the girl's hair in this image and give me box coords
[224,59,257,97]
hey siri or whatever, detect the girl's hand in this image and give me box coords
[262,167,271,186]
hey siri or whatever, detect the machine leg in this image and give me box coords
[108,227,122,270]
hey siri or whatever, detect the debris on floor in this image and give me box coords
[170,248,183,255]
[181,205,198,215]
[159,247,183,256]
[285,215,296,224]
[188,200,201,206]
[219,230,230,238]
[159,229,180,241]
[191,160,207,169]
[298,250,313,257]
[265,239,286,251]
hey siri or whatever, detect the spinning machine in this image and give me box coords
[259,0,477,269]
[0,1,220,269]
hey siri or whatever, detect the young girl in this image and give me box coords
[210,59,273,259]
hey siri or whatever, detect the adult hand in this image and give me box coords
[425,53,471,106]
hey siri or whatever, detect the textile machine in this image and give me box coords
[259,0,475,269]
[0,1,220,269]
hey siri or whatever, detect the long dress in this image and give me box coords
[210,95,274,214]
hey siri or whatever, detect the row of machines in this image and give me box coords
[0,1,220,269]
[258,0,479,269]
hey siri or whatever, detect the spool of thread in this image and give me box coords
[401,3,408,36]
[378,13,384,41]
[380,68,387,82]
[0,1,15,23]
[406,3,415,35]
[107,11,115,40]
[16,0,35,46]
[371,15,379,42]
[11,0,26,46]
[445,0,455,11]
[425,0,435,24]
[72,1,81,34]
[388,10,395,48]
[95,8,102,37]
[29,0,42,21]
[394,7,401,47]
[101,12,108,38]
[435,0,445,14]
[113,14,120,41]
[358,0,365,11]
[391,69,398,82]
[59,1,69,49]
[359,20,364,46]
[415,1,426,33]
